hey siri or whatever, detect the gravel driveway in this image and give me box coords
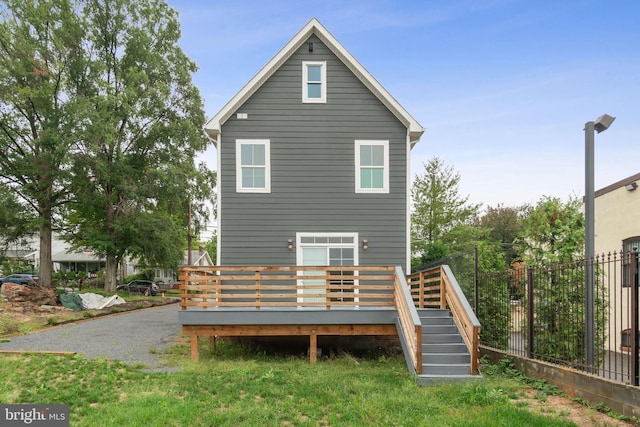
[0,304,180,372]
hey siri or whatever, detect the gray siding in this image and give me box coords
[219,35,409,269]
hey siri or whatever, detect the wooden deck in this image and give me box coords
[178,265,480,377]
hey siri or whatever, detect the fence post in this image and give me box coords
[527,267,534,359]
[632,249,639,386]
[474,246,479,314]
[420,271,425,309]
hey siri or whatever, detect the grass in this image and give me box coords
[0,340,580,427]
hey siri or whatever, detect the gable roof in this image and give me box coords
[204,18,425,147]
[183,248,214,266]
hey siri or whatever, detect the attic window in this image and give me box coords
[302,61,326,103]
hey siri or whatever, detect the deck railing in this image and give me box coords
[393,266,423,374]
[179,265,423,373]
[179,265,397,310]
[179,265,479,375]
[407,265,481,375]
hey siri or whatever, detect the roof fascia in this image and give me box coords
[204,18,425,147]
[311,22,425,147]
[204,20,317,145]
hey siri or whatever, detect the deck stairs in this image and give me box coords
[414,308,482,385]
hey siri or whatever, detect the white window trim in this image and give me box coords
[235,139,271,193]
[295,232,359,265]
[302,61,326,103]
[355,140,389,193]
[296,232,359,303]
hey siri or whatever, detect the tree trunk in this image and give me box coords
[105,252,118,292]
[38,202,53,287]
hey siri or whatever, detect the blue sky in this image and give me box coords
[167,0,639,209]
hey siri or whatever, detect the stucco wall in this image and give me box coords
[595,179,640,254]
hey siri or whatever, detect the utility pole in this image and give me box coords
[187,200,193,265]
[584,113,615,373]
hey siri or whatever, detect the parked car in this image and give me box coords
[0,273,38,286]
[116,280,159,296]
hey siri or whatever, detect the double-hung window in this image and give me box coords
[302,61,326,103]
[355,140,389,193]
[236,139,270,193]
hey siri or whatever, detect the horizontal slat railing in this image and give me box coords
[406,270,442,308]
[179,265,396,310]
[406,265,481,375]
[394,266,422,374]
[180,264,422,374]
[440,265,481,375]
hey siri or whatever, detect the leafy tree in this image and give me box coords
[0,184,37,252]
[476,269,511,349]
[410,157,481,258]
[410,157,489,274]
[189,164,218,242]
[475,204,524,264]
[202,234,218,265]
[416,241,450,267]
[477,205,524,246]
[516,196,584,264]
[0,0,84,285]
[61,0,211,291]
[515,196,606,366]
[409,158,509,341]
[476,240,508,273]
[0,259,33,277]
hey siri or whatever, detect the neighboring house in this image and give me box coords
[1,246,37,269]
[129,246,214,287]
[593,172,640,353]
[204,18,424,272]
[594,172,640,255]
[28,234,212,285]
[184,247,215,268]
[53,249,105,278]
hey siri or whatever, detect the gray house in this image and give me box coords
[185,20,481,382]
[205,18,424,272]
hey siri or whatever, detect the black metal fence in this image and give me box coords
[428,248,640,385]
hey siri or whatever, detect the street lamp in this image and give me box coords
[585,113,615,372]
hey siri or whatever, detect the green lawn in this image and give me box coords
[0,340,581,426]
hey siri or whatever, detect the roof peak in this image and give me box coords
[204,18,424,146]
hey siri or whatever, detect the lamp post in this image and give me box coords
[585,113,615,372]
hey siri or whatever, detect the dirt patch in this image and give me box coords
[2,283,57,305]
[512,389,634,426]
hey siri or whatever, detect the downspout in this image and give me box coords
[203,127,221,266]
[405,130,412,273]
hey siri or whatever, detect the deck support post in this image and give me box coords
[310,332,317,364]
[209,335,216,349]
[190,335,199,362]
